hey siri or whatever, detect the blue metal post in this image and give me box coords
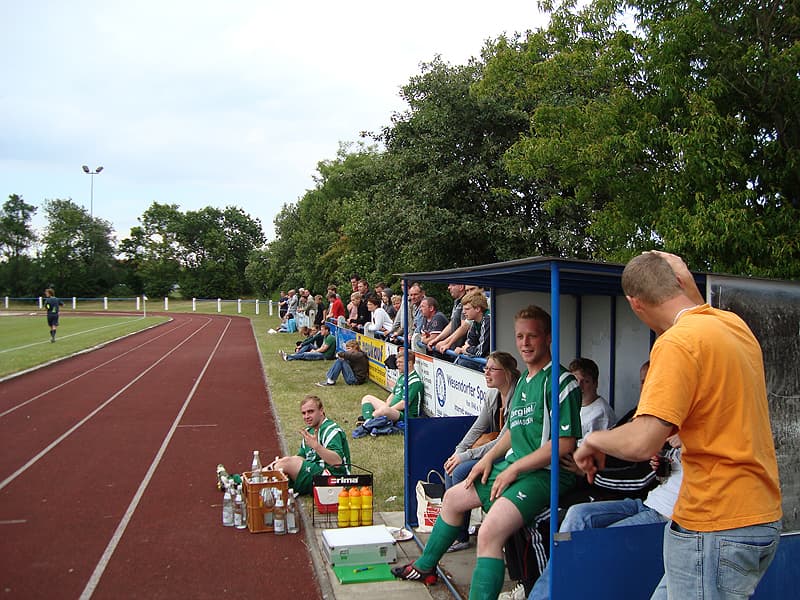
[549,263,561,599]
[402,278,412,527]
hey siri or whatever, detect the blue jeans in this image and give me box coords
[650,520,781,600]
[454,354,485,372]
[529,499,668,600]
[286,351,325,361]
[296,342,316,354]
[326,358,358,384]
[444,458,478,543]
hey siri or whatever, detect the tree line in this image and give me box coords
[2,0,797,299]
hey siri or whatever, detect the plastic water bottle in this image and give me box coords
[234,489,246,529]
[286,489,299,534]
[251,451,263,483]
[273,491,286,535]
[360,486,373,526]
[222,483,234,527]
[337,488,349,527]
[349,486,361,527]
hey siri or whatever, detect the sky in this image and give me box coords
[1,1,550,243]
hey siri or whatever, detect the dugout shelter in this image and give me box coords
[396,256,799,599]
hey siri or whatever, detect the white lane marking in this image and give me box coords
[79,318,232,600]
[0,318,214,492]
[0,319,193,419]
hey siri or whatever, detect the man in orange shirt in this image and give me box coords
[575,251,782,599]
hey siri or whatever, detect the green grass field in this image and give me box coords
[0,305,407,512]
[0,313,169,378]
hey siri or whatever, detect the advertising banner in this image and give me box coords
[414,354,487,417]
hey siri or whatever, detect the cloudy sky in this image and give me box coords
[1,1,549,242]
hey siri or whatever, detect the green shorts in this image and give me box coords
[473,459,576,524]
[292,460,325,495]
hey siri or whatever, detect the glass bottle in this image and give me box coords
[251,451,263,483]
[261,487,275,528]
[234,489,246,529]
[222,482,234,527]
[233,490,247,529]
[286,488,299,533]
[273,490,286,535]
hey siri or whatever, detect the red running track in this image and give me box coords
[0,313,320,599]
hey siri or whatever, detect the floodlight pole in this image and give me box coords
[81,165,104,217]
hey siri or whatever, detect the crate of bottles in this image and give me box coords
[243,469,289,533]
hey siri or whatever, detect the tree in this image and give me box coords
[0,194,38,295]
[177,206,265,298]
[479,0,799,277]
[39,198,117,296]
[119,202,183,297]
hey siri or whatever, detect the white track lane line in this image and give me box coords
[0,319,195,419]
[79,317,232,600]
[0,317,215,492]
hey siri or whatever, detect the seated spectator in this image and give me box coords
[429,283,468,358]
[365,294,394,338]
[316,339,369,387]
[453,291,491,371]
[418,296,449,348]
[501,360,656,599]
[559,360,656,504]
[443,351,521,552]
[326,290,345,323]
[359,351,423,423]
[528,435,683,600]
[569,357,617,439]
[270,395,351,494]
[276,314,298,333]
[392,305,581,598]
[295,326,321,354]
[280,323,336,361]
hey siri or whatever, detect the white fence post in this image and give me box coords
[192,298,197,311]
[255,299,260,315]
[103,297,108,310]
[136,297,141,310]
[237,299,242,314]
[72,297,76,309]
[217,298,221,313]
[164,297,169,311]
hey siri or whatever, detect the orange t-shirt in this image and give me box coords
[635,304,782,531]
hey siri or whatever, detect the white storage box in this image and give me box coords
[321,525,397,566]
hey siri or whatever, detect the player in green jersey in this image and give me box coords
[393,305,582,600]
[271,395,350,494]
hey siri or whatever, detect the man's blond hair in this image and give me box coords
[462,290,488,311]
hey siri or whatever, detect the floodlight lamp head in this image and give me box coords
[95,166,103,173]
[82,165,90,173]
